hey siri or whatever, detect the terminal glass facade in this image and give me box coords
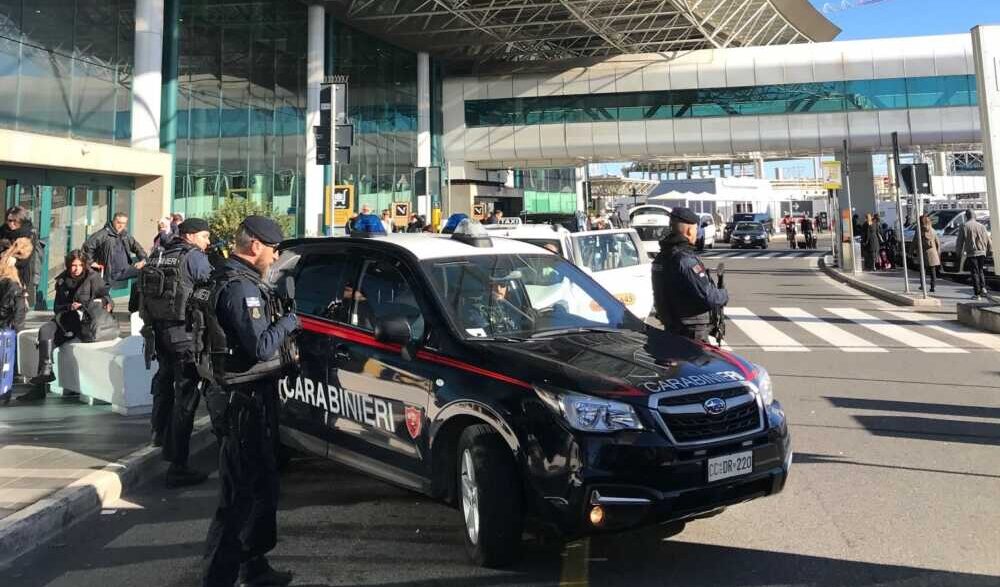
[331,22,418,214]
[0,0,134,143]
[465,74,978,127]
[172,0,308,225]
[514,168,577,213]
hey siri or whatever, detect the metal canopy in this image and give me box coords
[320,0,839,67]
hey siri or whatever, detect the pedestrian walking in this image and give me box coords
[913,214,941,293]
[955,209,993,299]
[864,213,881,270]
[192,216,299,587]
[380,209,394,234]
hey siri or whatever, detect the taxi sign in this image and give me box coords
[498,217,522,226]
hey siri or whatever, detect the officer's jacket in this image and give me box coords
[214,257,296,372]
[652,233,729,325]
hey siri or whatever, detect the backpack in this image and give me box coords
[139,244,196,323]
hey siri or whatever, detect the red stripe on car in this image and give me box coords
[300,316,532,390]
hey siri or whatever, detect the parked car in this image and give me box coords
[629,205,672,257]
[730,222,770,249]
[485,223,654,319]
[696,213,716,251]
[724,213,774,241]
[274,226,791,566]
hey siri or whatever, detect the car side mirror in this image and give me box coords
[374,316,412,356]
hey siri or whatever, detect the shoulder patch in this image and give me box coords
[691,263,705,274]
[245,296,262,308]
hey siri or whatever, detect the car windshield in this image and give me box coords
[931,211,961,230]
[735,222,762,232]
[423,254,632,340]
[732,214,757,223]
[634,225,670,242]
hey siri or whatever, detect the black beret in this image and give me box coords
[177,217,210,234]
[669,207,700,225]
[241,215,284,246]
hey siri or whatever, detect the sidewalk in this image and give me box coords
[819,258,987,311]
[0,313,214,566]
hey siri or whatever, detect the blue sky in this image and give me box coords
[811,0,1000,40]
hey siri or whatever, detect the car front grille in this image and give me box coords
[651,385,764,446]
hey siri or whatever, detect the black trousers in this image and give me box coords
[668,323,710,343]
[37,319,74,350]
[152,335,201,467]
[969,255,987,295]
[203,385,280,587]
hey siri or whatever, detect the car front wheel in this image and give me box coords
[458,424,522,567]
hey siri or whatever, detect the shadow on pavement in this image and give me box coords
[825,396,1000,420]
[852,415,1000,447]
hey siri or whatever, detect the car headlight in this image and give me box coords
[535,387,644,432]
[754,367,774,406]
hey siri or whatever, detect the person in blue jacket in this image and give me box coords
[353,204,386,235]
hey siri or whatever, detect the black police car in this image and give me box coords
[274,224,791,567]
[730,222,770,249]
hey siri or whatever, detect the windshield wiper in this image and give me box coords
[530,326,622,338]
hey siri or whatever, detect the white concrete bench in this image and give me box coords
[17,328,158,416]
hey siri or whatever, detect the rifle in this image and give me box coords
[709,263,726,346]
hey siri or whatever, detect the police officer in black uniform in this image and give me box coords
[199,216,299,587]
[140,217,213,487]
[651,207,729,342]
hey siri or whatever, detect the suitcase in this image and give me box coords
[0,328,15,397]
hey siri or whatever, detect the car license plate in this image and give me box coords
[707,451,753,483]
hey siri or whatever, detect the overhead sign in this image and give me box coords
[822,161,843,190]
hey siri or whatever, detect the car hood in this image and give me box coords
[473,329,756,404]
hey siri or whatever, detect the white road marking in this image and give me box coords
[825,308,967,353]
[773,307,887,352]
[726,307,809,352]
[883,310,1000,352]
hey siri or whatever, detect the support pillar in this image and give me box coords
[972,25,1000,272]
[159,0,180,205]
[304,3,325,236]
[934,151,949,176]
[837,151,877,218]
[132,0,164,152]
[417,52,431,169]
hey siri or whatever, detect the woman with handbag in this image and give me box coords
[17,250,109,401]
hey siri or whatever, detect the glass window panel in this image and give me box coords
[72,59,117,140]
[75,0,117,65]
[0,34,20,128]
[845,78,907,110]
[22,0,72,53]
[905,76,946,108]
[18,43,72,135]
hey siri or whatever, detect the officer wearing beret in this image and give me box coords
[202,216,300,587]
[651,207,729,342]
[141,217,213,488]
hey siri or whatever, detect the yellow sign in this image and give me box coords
[330,185,353,228]
[392,201,411,228]
[822,161,843,190]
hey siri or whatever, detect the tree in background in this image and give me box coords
[207,197,294,252]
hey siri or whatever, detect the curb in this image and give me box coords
[957,301,1000,333]
[818,256,941,308]
[0,415,216,568]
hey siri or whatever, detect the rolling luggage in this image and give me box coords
[0,328,15,398]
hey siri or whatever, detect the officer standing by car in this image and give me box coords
[198,216,300,587]
[651,207,729,342]
[139,217,213,487]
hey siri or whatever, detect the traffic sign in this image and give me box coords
[822,161,843,190]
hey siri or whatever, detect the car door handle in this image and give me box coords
[333,343,351,361]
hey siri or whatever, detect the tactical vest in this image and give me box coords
[139,243,197,323]
[188,266,297,387]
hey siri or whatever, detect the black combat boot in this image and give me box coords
[29,339,56,385]
[240,557,294,587]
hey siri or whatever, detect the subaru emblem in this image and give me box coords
[703,397,726,415]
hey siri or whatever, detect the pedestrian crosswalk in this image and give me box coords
[718,306,999,353]
[700,250,826,260]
